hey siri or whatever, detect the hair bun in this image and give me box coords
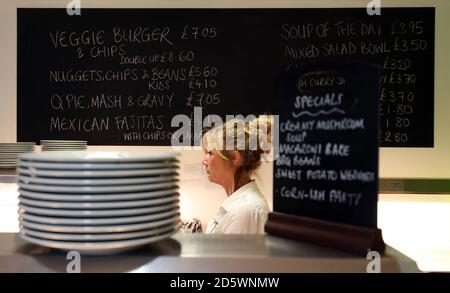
[202,115,274,173]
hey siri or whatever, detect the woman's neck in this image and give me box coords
[224,173,252,196]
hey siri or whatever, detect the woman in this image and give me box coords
[201,116,272,234]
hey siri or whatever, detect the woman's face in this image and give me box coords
[202,150,233,186]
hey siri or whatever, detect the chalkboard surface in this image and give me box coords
[274,61,379,228]
[17,8,434,147]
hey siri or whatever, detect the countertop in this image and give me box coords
[0,233,420,273]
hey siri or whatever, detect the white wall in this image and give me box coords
[1,0,450,225]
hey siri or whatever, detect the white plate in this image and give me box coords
[18,194,179,209]
[20,222,179,241]
[18,188,178,202]
[20,209,179,225]
[19,228,177,255]
[18,174,178,186]
[19,201,179,217]
[20,151,178,163]
[19,160,178,170]
[18,181,177,194]
[18,166,178,178]
[20,216,180,233]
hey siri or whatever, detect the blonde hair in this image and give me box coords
[202,115,273,175]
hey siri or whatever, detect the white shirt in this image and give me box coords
[205,181,270,234]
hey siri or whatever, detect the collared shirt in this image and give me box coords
[205,181,270,234]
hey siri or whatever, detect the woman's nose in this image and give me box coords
[202,157,208,167]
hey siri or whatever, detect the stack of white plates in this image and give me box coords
[40,140,87,151]
[0,142,35,169]
[17,151,181,255]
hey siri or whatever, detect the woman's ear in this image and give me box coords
[229,150,242,166]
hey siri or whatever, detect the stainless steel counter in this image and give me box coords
[0,233,419,273]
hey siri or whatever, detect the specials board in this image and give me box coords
[17,8,434,146]
[274,61,379,227]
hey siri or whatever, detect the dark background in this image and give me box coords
[17,8,434,147]
[274,61,379,227]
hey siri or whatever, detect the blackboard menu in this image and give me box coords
[17,8,434,147]
[274,61,379,228]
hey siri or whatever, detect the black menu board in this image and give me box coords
[274,61,379,228]
[17,8,434,147]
